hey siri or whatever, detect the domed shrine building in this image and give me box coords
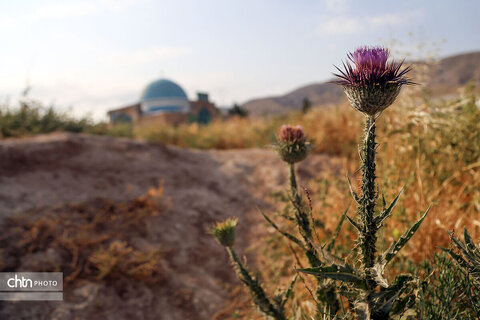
[107,79,218,125]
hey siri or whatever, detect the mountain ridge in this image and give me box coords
[242,51,480,116]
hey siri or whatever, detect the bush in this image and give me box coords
[0,93,102,138]
[420,252,480,319]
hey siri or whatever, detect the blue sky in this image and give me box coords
[1,0,479,120]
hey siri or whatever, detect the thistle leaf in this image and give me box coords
[375,292,399,316]
[376,188,403,229]
[258,207,306,250]
[326,205,349,252]
[346,214,362,233]
[312,242,346,266]
[371,262,388,288]
[371,275,413,315]
[389,274,414,291]
[346,174,360,204]
[381,191,387,211]
[382,207,429,265]
[297,265,364,287]
[281,274,298,308]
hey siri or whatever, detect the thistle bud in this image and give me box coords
[333,46,413,115]
[211,218,237,247]
[275,125,309,164]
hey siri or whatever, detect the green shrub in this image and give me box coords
[420,252,480,319]
[0,94,99,138]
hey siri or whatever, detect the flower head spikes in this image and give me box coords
[334,46,412,87]
[275,125,309,164]
[333,46,413,115]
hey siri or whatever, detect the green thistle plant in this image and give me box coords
[271,124,341,316]
[210,218,293,320]
[298,46,429,320]
[211,47,433,320]
[211,125,345,319]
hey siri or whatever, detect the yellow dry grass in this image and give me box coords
[0,185,168,285]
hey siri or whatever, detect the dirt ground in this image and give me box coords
[0,133,340,320]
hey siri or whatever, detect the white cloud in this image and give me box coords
[325,0,348,12]
[366,11,421,28]
[24,3,98,21]
[99,0,146,13]
[102,46,191,66]
[320,17,363,35]
[0,0,146,26]
[318,10,423,35]
[366,13,403,28]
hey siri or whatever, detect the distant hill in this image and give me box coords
[426,51,480,88]
[242,51,480,116]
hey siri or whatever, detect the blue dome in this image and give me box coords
[140,79,188,101]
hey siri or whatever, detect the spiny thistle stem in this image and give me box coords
[226,247,287,320]
[289,163,339,315]
[359,115,378,286]
[289,163,299,201]
[289,163,320,266]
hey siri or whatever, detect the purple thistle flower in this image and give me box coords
[333,46,413,115]
[351,46,389,72]
[278,125,306,143]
